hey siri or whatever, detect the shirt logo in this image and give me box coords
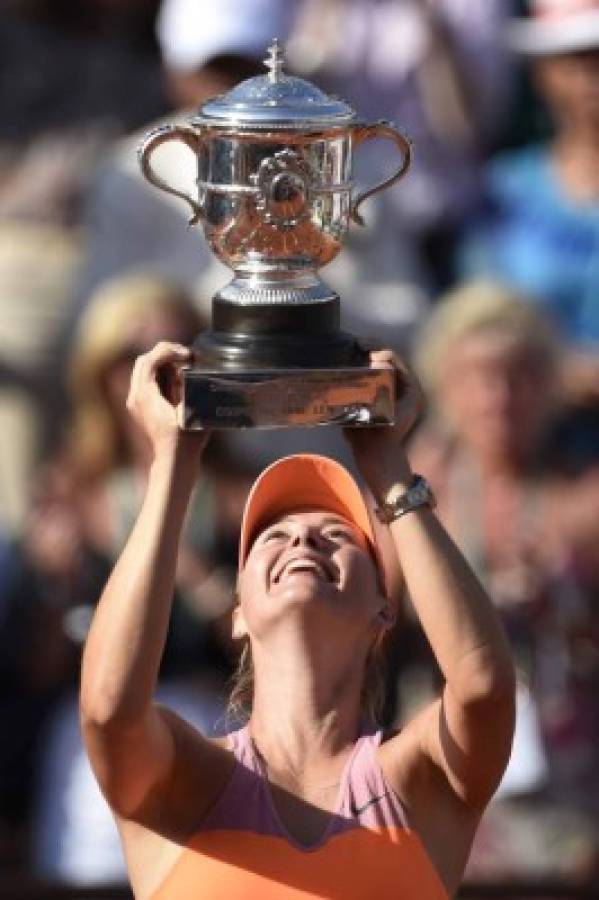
[351,793,389,816]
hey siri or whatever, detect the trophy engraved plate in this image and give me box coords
[138,40,411,430]
[181,368,395,430]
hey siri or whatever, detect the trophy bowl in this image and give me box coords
[138,40,411,429]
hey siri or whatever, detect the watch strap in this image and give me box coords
[374,474,435,524]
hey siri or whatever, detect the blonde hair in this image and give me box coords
[68,272,203,479]
[414,279,559,400]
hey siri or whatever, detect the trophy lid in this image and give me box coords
[195,39,355,128]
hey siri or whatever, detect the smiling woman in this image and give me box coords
[228,454,393,730]
[79,343,515,900]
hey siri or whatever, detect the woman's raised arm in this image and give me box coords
[347,351,515,814]
[80,342,210,820]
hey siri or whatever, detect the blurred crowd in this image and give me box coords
[1,0,598,887]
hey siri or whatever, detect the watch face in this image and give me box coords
[413,483,428,504]
[377,475,434,523]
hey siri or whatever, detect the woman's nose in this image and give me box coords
[290,525,319,548]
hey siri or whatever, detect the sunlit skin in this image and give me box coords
[80,342,515,900]
[233,509,391,770]
[237,510,385,635]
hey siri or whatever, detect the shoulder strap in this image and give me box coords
[227,724,262,774]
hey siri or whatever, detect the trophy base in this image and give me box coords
[180,367,395,430]
[193,296,366,370]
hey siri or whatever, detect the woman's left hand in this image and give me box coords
[344,349,424,500]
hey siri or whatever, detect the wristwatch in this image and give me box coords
[375,474,436,524]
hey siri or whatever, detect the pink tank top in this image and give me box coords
[151,726,448,899]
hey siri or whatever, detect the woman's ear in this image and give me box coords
[232,604,249,640]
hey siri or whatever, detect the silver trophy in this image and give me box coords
[138,40,411,429]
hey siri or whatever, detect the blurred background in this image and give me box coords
[0,0,598,896]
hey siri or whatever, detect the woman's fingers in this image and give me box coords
[362,348,425,438]
[369,348,395,367]
[369,348,413,381]
[132,342,190,390]
[128,343,190,406]
[122,341,211,461]
[369,349,422,400]
[144,341,191,371]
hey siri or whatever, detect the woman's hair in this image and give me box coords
[226,617,391,729]
[67,272,204,479]
[414,279,559,401]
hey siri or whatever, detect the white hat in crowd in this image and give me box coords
[156,0,297,71]
[507,0,599,55]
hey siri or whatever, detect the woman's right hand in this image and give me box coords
[126,342,210,462]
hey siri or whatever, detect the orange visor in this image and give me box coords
[238,453,379,570]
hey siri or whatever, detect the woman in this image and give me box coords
[410,279,595,671]
[80,342,515,899]
[66,272,242,625]
[460,1,599,401]
[411,279,561,594]
[410,280,599,877]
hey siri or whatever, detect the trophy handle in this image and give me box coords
[350,121,411,226]
[137,124,205,226]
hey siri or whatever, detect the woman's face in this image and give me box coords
[439,328,553,466]
[236,509,387,645]
[535,50,599,132]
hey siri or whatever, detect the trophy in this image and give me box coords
[138,40,411,429]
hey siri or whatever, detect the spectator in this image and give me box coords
[0,0,165,141]
[409,279,599,878]
[0,0,168,530]
[1,273,246,882]
[288,0,513,292]
[0,463,112,871]
[64,272,241,629]
[460,0,599,406]
[0,139,97,531]
[70,0,301,321]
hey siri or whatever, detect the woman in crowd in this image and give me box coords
[460,1,599,403]
[66,271,246,629]
[80,342,515,899]
[410,279,599,876]
[411,279,562,599]
[6,273,248,882]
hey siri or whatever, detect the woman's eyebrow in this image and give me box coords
[272,514,352,527]
[320,517,354,528]
[303,516,362,536]
[260,514,361,538]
